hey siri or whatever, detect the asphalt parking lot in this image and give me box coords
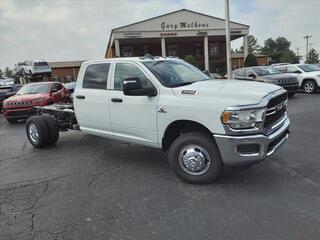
[0,93,320,240]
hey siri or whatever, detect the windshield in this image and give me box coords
[17,83,49,95]
[297,64,320,72]
[252,66,282,76]
[143,60,209,87]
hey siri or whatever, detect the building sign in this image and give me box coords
[196,31,207,36]
[230,30,242,34]
[123,32,142,38]
[161,21,209,30]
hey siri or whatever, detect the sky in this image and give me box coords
[0,0,320,69]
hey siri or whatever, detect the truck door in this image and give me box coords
[74,62,112,135]
[109,61,158,146]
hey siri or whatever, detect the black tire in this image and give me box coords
[168,132,223,184]
[303,80,316,94]
[288,92,295,97]
[26,116,51,148]
[6,118,17,124]
[42,114,59,145]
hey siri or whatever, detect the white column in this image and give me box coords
[161,38,166,57]
[225,0,232,79]
[243,35,248,60]
[115,39,120,57]
[204,36,209,71]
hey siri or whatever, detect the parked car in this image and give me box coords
[203,71,225,79]
[18,60,52,77]
[64,81,76,102]
[232,66,299,97]
[2,82,68,123]
[24,56,289,184]
[0,78,15,87]
[271,63,290,67]
[0,85,22,111]
[275,64,320,93]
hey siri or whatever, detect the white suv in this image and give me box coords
[275,64,320,93]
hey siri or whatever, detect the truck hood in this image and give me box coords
[6,93,48,102]
[172,80,282,106]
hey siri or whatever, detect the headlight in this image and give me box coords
[33,98,45,103]
[221,108,265,129]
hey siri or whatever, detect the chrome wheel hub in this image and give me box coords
[178,145,211,175]
[304,83,314,93]
[28,123,39,143]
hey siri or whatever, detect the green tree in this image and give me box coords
[240,35,260,54]
[307,48,319,64]
[4,67,13,78]
[260,37,299,64]
[184,55,198,68]
[0,69,3,79]
[244,53,258,67]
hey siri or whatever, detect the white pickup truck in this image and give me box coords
[25,56,290,183]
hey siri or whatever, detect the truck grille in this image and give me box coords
[7,109,33,117]
[278,77,297,85]
[264,92,287,129]
[6,100,33,107]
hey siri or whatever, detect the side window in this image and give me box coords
[83,63,110,90]
[114,63,153,91]
[287,66,298,73]
[277,67,287,73]
[51,83,62,90]
[245,69,255,77]
[236,69,245,77]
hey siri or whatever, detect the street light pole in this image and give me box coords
[225,0,232,79]
[304,35,311,62]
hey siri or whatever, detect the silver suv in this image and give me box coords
[232,66,299,97]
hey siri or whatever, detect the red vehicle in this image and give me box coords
[2,82,68,123]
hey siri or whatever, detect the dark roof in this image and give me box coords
[231,53,268,58]
[48,61,85,68]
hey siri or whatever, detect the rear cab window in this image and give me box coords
[83,63,110,90]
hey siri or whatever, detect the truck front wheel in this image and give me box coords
[168,132,223,184]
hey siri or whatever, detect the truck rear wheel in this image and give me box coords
[26,116,51,148]
[168,132,223,184]
[42,114,59,145]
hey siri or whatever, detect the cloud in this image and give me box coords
[0,0,319,69]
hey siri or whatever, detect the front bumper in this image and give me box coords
[3,107,34,119]
[214,117,290,166]
[281,84,299,93]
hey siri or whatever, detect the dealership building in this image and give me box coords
[105,9,250,73]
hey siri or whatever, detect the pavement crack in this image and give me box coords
[88,170,109,187]
[269,158,319,188]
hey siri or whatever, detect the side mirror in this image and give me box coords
[294,70,302,74]
[248,74,256,79]
[122,77,157,97]
[51,88,58,93]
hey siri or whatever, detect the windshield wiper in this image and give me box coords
[152,60,164,67]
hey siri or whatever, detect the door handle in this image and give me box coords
[76,95,85,99]
[111,98,123,103]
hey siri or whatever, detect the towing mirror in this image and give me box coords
[122,77,157,97]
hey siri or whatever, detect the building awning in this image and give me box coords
[48,61,85,69]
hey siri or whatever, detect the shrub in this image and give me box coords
[184,55,198,68]
[244,53,258,67]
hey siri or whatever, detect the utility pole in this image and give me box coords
[225,0,232,79]
[304,35,312,62]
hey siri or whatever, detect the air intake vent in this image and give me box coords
[181,90,197,95]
